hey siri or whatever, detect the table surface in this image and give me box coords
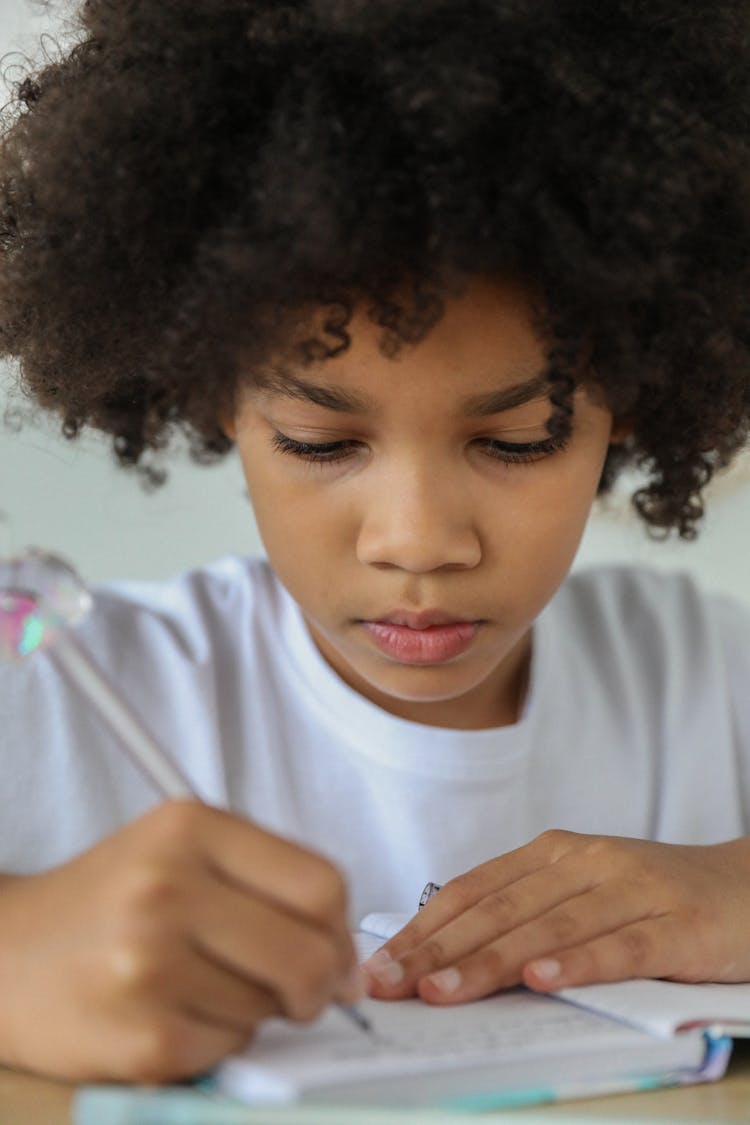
[2,1043,750,1124]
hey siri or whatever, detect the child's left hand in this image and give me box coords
[362,831,750,1003]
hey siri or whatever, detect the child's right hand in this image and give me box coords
[0,800,360,1083]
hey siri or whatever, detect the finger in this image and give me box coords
[179,942,283,1033]
[192,874,358,1021]
[367,854,607,998]
[365,829,581,969]
[108,930,284,1034]
[395,883,656,1004]
[144,802,351,932]
[523,915,679,992]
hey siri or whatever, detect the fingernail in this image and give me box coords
[529,958,561,982]
[425,966,462,994]
[362,950,405,987]
[361,948,391,974]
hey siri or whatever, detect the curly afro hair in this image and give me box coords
[1,0,750,536]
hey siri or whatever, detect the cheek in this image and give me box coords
[239,453,355,580]
[499,448,606,593]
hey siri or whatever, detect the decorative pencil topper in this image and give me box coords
[0,547,194,799]
[0,548,93,663]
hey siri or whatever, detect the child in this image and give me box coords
[1,0,749,1087]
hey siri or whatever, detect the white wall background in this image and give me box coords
[2,0,749,602]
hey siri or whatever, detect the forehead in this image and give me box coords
[254,276,550,409]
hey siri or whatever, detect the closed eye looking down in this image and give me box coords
[270,431,571,466]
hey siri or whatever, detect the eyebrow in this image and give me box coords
[255,370,374,413]
[461,371,551,416]
[254,368,550,416]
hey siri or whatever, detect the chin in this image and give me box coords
[365,668,489,705]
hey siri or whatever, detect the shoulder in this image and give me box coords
[554,562,749,629]
[76,554,284,664]
[545,563,750,685]
[95,553,277,611]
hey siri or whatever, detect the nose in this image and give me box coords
[356,462,482,573]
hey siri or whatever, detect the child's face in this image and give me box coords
[228,277,616,729]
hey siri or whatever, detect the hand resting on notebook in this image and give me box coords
[363,830,750,1004]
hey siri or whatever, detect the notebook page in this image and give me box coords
[356,913,411,961]
[360,912,411,941]
[357,930,387,961]
[557,979,750,1037]
[218,987,687,1103]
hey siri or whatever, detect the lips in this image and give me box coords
[376,609,469,629]
[361,611,481,665]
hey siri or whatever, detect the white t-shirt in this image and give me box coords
[1,557,749,924]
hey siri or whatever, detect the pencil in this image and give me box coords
[49,630,373,1039]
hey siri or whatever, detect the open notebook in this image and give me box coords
[215,912,750,1111]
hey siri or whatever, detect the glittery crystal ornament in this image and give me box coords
[0,548,93,663]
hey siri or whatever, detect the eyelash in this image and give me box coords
[270,432,569,466]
